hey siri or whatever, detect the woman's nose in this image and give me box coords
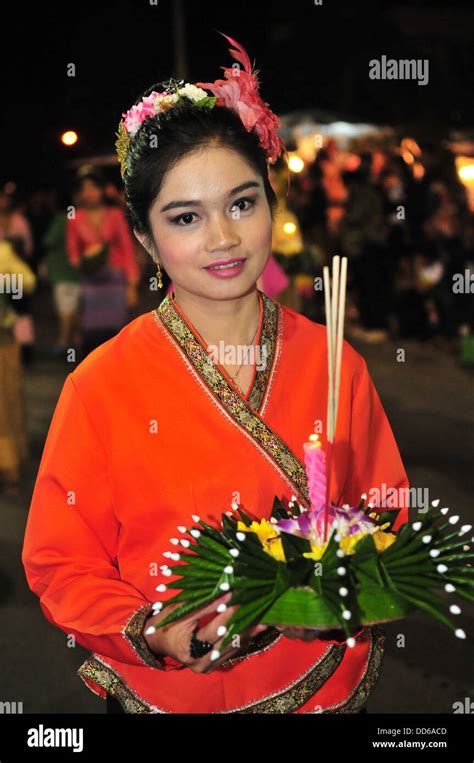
[205,213,240,251]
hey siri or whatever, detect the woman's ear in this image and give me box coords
[133,229,150,253]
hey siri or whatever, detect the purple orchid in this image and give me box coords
[276,504,378,546]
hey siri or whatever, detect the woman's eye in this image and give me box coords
[171,212,196,226]
[232,197,256,214]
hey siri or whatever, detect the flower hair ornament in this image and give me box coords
[115,31,287,179]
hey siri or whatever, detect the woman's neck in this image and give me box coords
[82,202,104,211]
[172,288,261,349]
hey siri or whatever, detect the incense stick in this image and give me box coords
[323,266,334,441]
[334,256,347,440]
[322,256,348,541]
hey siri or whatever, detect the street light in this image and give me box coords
[61,130,78,146]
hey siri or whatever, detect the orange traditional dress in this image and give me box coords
[22,288,409,713]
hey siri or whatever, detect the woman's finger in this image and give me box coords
[197,620,271,673]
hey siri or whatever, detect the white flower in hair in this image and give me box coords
[177,84,209,102]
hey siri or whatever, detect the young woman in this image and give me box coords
[22,34,409,713]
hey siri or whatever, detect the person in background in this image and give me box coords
[0,189,36,364]
[338,163,390,343]
[266,161,303,311]
[0,189,34,259]
[27,189,57,274]
[66,166,140,359]
[43,203,81,357]
[298,155,330,257]
[0,240,36,492]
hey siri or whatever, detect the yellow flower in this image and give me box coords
[303,543,328,561]
[338,530,397,555]
[372,530,397,552]
[339,530,397,556]
[236,519,286,562]
[339,533,367,555]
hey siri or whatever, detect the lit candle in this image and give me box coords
[303,434,327,513]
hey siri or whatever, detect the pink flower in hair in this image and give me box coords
[122,91,173,136]
[196,32,285,164]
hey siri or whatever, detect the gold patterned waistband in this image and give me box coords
[78,625,386,714]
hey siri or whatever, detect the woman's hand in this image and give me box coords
[143,592,270,674]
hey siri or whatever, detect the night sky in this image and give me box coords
[2,0,473,190]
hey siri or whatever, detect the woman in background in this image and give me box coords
[66,166,140,359]
[0,240,36,491]
[0,189,36,364]
[43,198,81,357]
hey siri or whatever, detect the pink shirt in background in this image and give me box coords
[66,207,139,284]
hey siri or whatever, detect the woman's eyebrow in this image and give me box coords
[159,181,260,213]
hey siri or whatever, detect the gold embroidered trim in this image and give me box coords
[228,642,345,713]
[122,603,166,669]
[301,625,386,713]
[78,641,343,714]
[152,292,310,506]
[78,627,385,714]
[219,626,282,668]
[78,656,162,713]
[328,624,386,713]
[259,299,284,417]
[246,292,278,411]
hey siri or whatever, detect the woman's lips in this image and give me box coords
[204,258,247,278]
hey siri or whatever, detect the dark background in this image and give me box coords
[1,0,473,190]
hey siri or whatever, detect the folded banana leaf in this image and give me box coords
[153,496,473,649]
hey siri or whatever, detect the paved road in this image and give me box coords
[1,284,473,713]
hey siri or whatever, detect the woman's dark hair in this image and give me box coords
[123,79,279,248]
[74,165,107,194]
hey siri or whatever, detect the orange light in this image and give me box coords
[283,222,297,236]
[458,163,474,182]
[345,154,361,171]
[288,155,304,173]
[61,130,78,146]
[413,162,425,180]
[401,137,421,157]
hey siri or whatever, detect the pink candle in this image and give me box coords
[303,434,327,513]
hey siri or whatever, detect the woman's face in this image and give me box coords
[79,179,104,207]
[142,145,273,301]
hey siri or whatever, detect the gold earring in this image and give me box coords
[156,262,163,289]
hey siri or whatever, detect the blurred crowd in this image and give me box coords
[0,143,473,489]
[270,139,473,350]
